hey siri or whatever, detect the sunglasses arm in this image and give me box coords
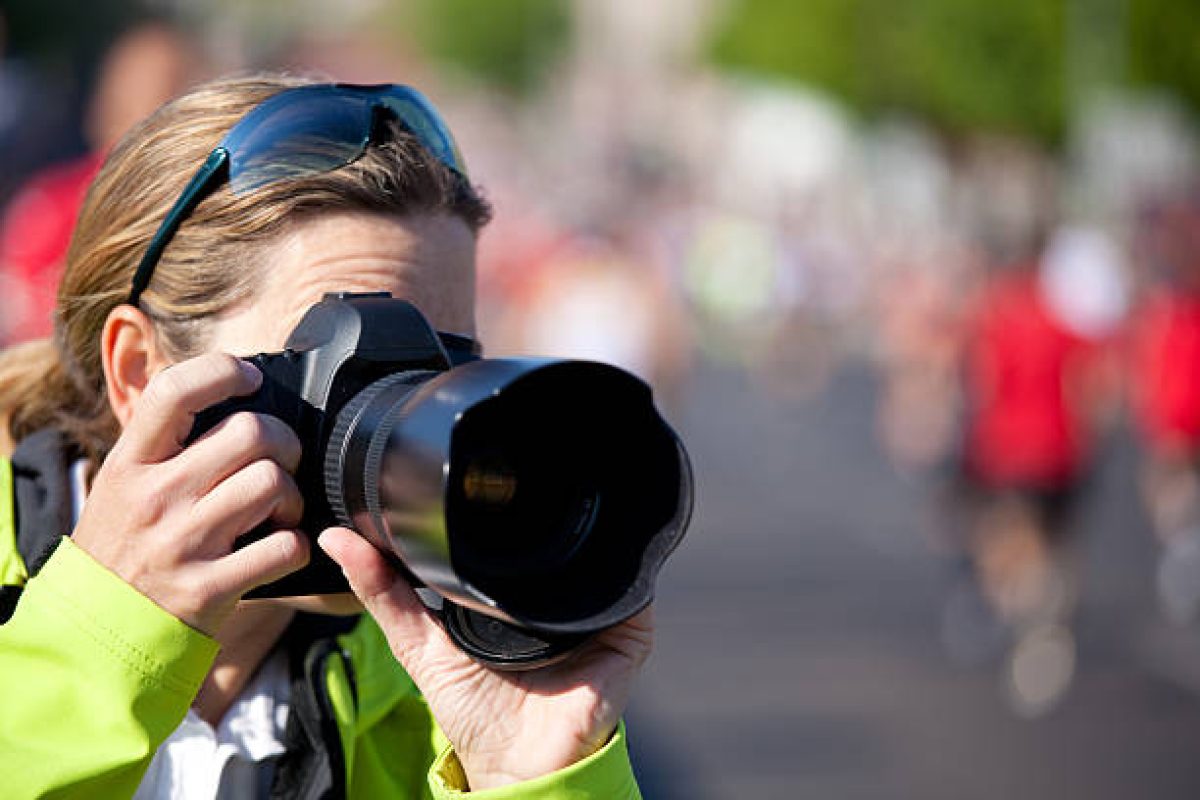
[128,148,231,306]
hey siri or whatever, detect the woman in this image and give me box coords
[0,75,650,798]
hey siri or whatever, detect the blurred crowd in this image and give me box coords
[2,5,1199,723]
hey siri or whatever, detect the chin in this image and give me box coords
[242,593,364,616]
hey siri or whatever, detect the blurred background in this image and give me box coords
[2,0,1200,796]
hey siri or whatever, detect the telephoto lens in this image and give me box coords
[327,357,692,669]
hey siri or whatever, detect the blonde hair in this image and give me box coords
[0,74,490,460]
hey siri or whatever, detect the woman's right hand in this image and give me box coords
[71,353,311,636]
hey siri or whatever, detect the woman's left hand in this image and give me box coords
[318,527,653,791]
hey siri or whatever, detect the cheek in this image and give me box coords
[412,268,477,334]
[206,302,296,356]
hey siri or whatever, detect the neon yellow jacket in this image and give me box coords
[0,456,642,798]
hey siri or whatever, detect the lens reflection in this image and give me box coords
[462,455,519,507]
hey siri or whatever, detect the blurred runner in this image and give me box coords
[1130,188,1200,626]
[941,237,1118,716]
[874,252,975,474]
[0,21,198,344]
[679,209,785,371]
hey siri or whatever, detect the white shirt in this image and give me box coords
[132,649,292,800]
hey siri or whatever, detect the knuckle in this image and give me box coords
[275,531,310,566]
[148,354,242,408]
[228,411,268,444]
[173,577,218,620]
[203,351,243,378]
[273,419,303,458]
[259,415,301,461]
[144,367,185,408]
[247,459,291,505]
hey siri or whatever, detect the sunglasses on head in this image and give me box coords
[127,83,469,308]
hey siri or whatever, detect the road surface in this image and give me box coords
[628,359,1200,799]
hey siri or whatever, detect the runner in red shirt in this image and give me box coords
[944,254,1112,716]
[963,266,1094,495]
[1129,188,1200,624]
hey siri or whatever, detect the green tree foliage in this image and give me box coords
[709,0,1066,140]
[1127,0,1200,113]
[395,0,571,95]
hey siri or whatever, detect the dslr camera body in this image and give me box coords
[192,292,691,668]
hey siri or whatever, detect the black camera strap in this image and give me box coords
[271,614,360,800]
[0,429,77,623]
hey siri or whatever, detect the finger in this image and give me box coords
[181,411,303,494]
[209,528,310,599]
[193,460,304,551]
[125,354,261,463]
[318,527,445,658]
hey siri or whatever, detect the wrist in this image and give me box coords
[459,727,615,791]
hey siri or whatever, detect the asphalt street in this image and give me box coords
[626,358,1200,799]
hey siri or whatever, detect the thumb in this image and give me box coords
[318,527,445,662]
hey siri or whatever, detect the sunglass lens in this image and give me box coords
[379,89,466,176]
[225,90,373,194]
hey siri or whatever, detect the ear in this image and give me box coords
[101,304,173,429]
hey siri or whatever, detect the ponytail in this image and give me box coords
[0,337,115,460]
[0,339,66,456]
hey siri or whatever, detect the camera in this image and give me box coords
[190,292,692,668]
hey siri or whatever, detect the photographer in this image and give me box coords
[0,75,649,797]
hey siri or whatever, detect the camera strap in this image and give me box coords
[0,429,79,623]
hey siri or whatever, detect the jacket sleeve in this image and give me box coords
[426,722,643,799]
[0,536,219,798]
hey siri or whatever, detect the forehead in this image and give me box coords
[210,211,477,356]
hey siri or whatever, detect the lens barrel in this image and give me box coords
[325,358,691,664]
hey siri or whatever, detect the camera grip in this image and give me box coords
[185,353,352,597]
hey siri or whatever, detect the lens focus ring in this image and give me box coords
[323,371,431,532]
